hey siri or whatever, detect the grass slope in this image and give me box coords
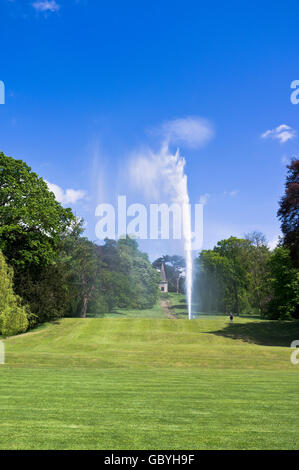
[86,300,165,319]
[1,297,299,450]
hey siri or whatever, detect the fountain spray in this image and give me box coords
[171,150,193,320]
[130,142,194,318]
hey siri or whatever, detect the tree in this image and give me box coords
[0,153,77,324]
[278,158,299,267]
[63,237,101,318]
[267,247,299,319]
[97,270,134,312]
[195,236,261,315]
[17,262,71,325]
[96,237,160,311]
[245,232,271,316]
[195,250,229,313]
[0,250,30,336]
[214,237,252,315]
[0,152,75,269]
[117,237,160,309]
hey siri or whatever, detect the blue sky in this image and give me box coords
[1,0,299,259]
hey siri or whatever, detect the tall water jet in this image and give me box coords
[182,188,193,320]
[172,149,193,320]
[131,142,193,318]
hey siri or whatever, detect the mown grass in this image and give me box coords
[167,292,261,319]
[0,368,298,450]
[86,300,165,319]
[1,296,299,449]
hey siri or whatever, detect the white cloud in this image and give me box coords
[199,193,210,205]
[156,116,214,149]
[268,236,279,251]
[46,181,86,204]
[261,124,296,144]
[224,189,239,196]
[32,1,60,12]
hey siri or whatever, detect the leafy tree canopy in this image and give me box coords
[0,152,75,268]
[267,246,299,320]
[278,158,299,267]
[0,250,30,336]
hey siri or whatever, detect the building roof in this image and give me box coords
[160,263,167,282]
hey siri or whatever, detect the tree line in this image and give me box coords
[0,151,298,334]
[193,159,298,320]
[0,152,160,335]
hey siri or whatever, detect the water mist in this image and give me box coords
[131,142,193,319]
[167,147,193,320]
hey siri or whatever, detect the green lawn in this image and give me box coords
[166,292,262,319]
[86,300,165,319]
[1,296,299,449]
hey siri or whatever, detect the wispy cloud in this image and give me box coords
[281,155,290,165]
[199,193,210,205]
[155,116,214,149]
[224,189,239,197]
[32,1,60,12]
[261,124,296,144]
[46,181,86,204]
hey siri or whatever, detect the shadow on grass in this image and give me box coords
[211,320,299,347]
[86,310,126,318]
[170,304,186,310]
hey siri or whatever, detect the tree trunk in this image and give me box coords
[233,282,240,316]
[81,297,88,318]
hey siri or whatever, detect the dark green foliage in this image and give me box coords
[245,232,272,317]
[278,158,299,267]
[15,263,70,326]
[97,270,134,312]
[0,250,30,336]
[63,237,101,318]
[267,247,299,320]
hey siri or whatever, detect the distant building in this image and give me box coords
[159,263,168,292]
